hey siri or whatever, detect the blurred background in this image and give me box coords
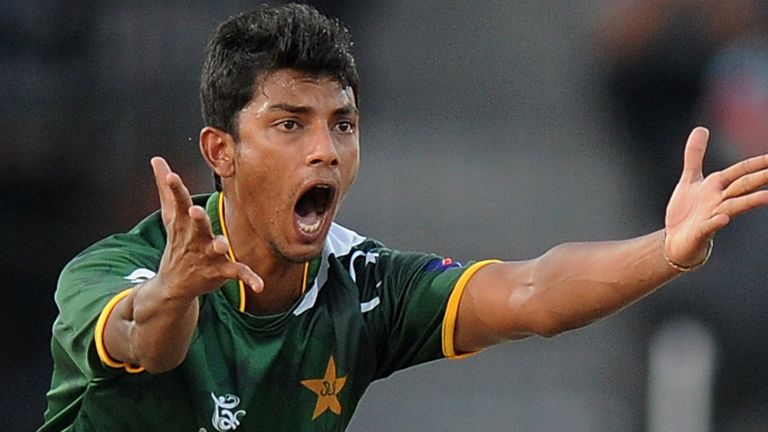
[4,0,768,430]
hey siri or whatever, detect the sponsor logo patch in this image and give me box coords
[124,268,156,283]
[210,393,246,431]
[423,257,462,272]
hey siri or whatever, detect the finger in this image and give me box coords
[718,154,768,187]
[188,205,215,240]
[151,157,174,217]
[166,171,194,221]
[699,213,730,237]
[716,190,768,219]
[680,127,709,183]
[722,167,768,199]
[211,235,231,256]
[221,262,264,293]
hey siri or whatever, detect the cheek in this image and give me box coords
[338,138,359,166]
[236,144,279,184]
[346,159,359,186]
[339,146,360,196]
[340,141,359,169]
[235,158,278,201]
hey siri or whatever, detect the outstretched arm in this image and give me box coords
[454,127,768,352]
[103,157,263,373]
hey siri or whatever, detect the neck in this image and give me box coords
[219,191,307,315]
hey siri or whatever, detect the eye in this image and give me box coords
[277,119,300,132]
[334,120,356,134]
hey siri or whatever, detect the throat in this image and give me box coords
[219,192,312,315]
[242,262,309,315]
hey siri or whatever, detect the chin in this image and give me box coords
[277,241,325,264]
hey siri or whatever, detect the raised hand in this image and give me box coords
[664,127,768,269]
[151,157,263,297]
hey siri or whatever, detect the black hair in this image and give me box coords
[200,3,359,191]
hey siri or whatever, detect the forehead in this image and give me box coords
[248,69,356,111]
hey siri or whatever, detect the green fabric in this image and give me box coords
[40,193,472,432]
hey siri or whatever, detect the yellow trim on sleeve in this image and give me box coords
[441,259,502,359]
[94,288,145,373]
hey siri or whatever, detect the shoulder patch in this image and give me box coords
[423,258,462,272]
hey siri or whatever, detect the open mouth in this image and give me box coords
[294,184,335,235]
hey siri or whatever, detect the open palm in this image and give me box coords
[664,127,768,268]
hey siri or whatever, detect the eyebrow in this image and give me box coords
[334,106,359,117]
[266,103,359,117]
[267,104,312,114]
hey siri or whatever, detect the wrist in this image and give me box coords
[663,235,714,273]
[137,272,200,309]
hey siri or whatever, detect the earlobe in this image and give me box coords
[199,127,236,179]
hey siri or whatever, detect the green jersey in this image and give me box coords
[40,192,495,432]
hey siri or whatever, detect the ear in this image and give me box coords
[199,126,236,179]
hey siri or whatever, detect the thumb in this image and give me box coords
[680,127,709,183]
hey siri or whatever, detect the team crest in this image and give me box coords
[300,356,347,420]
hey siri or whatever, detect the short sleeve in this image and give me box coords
[52,234,162,379]
[354,247,497,379]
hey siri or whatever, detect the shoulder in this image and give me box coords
[325,223,393,271]
[326,223,449,290]
[326,222,452,272]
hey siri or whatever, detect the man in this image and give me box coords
[39,4,768,431]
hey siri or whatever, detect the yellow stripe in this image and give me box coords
[301,260,309,294]
[441,259,501,359]
[218,192,247,312]
[94,288,145,373]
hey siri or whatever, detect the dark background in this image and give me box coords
[4,1,768,430]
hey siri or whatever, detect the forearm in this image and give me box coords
[455,127,768,352]
[457,229,684,350]
[523,229,677,335]
[105,276,199,373]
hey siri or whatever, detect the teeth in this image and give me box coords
[298,218,322,234]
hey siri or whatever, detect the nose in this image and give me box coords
[306,127,339,167]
